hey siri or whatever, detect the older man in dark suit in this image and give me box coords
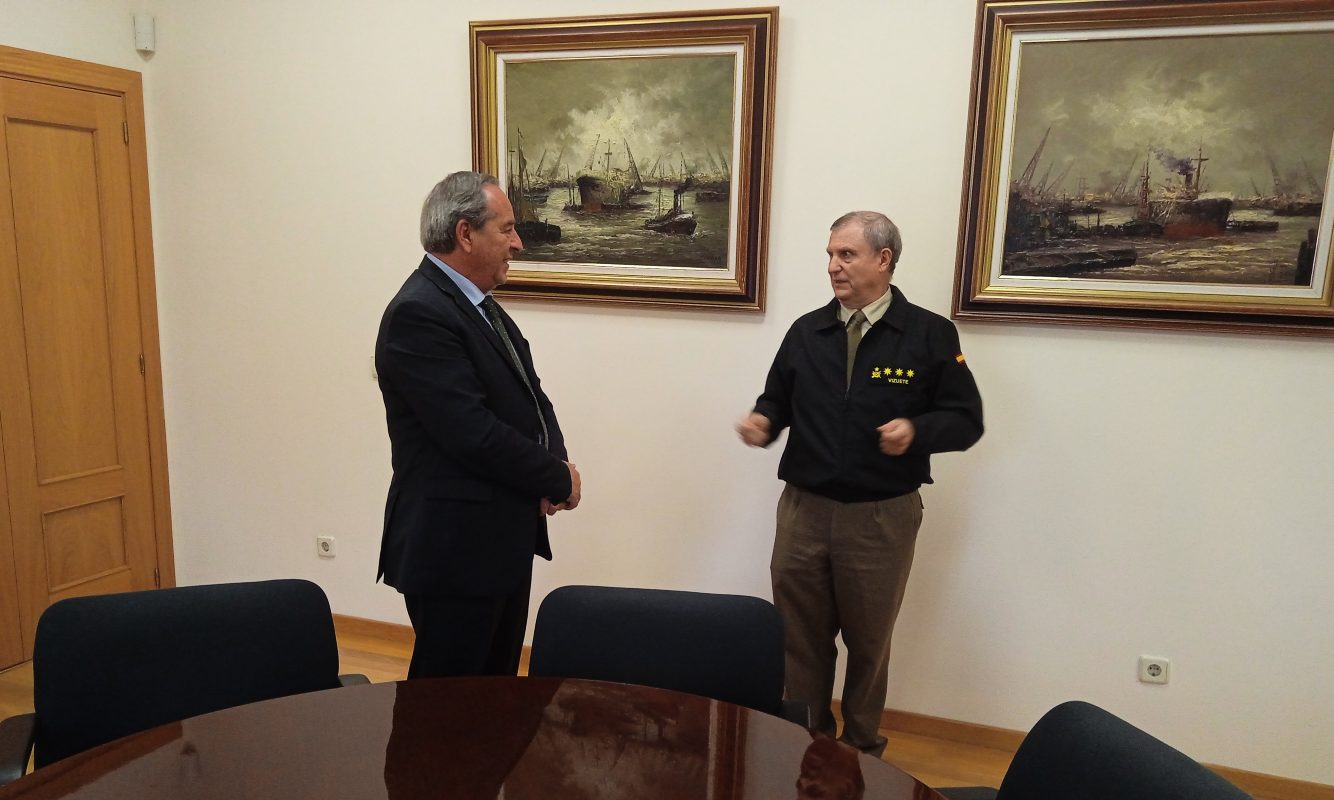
[375,171,581,679]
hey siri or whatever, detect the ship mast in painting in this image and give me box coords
[507,128,560,244]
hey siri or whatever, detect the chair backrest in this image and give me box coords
[32,579,342,767]
[529,585,787,716]
[996,701,1253,800]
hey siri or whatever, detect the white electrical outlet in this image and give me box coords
[316,536,337,559]
[1139,655,1170,685]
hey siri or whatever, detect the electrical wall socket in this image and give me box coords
[1139,655,1170,685]
[316,536,337,559]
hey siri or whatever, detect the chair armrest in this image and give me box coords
[779,699,811,728]
[934,787,998,800]
[338,673,371,686]
[0,713,36,787]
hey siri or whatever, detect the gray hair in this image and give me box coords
[420,172,500,253]
[831,211,902,267]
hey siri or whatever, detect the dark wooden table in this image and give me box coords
[0,677,943,799]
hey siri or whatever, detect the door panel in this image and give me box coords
[43,497,129,589]
[10,113,122,479]
[0,73,161,661]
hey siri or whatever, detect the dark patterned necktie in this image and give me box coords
[481,296,549,449]
[846,309,866,388]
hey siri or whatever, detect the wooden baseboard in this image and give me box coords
[878,707,1025,752]
[332,613,413,645]
[331,614,532,673]
[333,615,1331,800]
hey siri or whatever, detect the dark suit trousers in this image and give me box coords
[403,567,533,679]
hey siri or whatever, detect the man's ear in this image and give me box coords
[879,248,894,274]
[455,219,474,254]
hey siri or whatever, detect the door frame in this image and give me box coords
[0,44,175,592]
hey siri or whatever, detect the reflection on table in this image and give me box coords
[0,677,943,799]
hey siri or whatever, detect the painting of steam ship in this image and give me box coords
[995,27,1334,288]
[954,1,1334,335]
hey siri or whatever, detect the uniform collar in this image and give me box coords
[822,285,907,331]
[838,287,892,327]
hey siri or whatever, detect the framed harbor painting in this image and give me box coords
[470,8,778,311]
[954,0,1334,336]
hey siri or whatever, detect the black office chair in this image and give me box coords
[936,700,1253,800]
[528,584,809,726]
[0,578,368,785]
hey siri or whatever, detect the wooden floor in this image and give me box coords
[0,624,1012,791]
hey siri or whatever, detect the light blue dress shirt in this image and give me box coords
[426,252,490,324]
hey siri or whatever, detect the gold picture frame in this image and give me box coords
[470,8,778,311]
[954,0,1334,336]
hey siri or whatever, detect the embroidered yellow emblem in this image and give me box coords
[870,365,912,385]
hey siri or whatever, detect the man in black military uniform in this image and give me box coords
[738,211,983,755]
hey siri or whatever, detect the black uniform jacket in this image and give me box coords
[753,286,983,503]
[375,257,571,597]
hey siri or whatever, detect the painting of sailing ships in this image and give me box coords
[998,28,1334,288]
[500,54,737,270]
[471,9,777,310]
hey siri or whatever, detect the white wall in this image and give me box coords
[5,0,1333,785]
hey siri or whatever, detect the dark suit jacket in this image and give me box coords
[375,257,571,597]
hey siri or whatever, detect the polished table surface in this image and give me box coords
[0,677,943,799]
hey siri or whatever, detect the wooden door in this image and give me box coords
[0,47,174,667]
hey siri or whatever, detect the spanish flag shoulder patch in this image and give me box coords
[955,353,966,364]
